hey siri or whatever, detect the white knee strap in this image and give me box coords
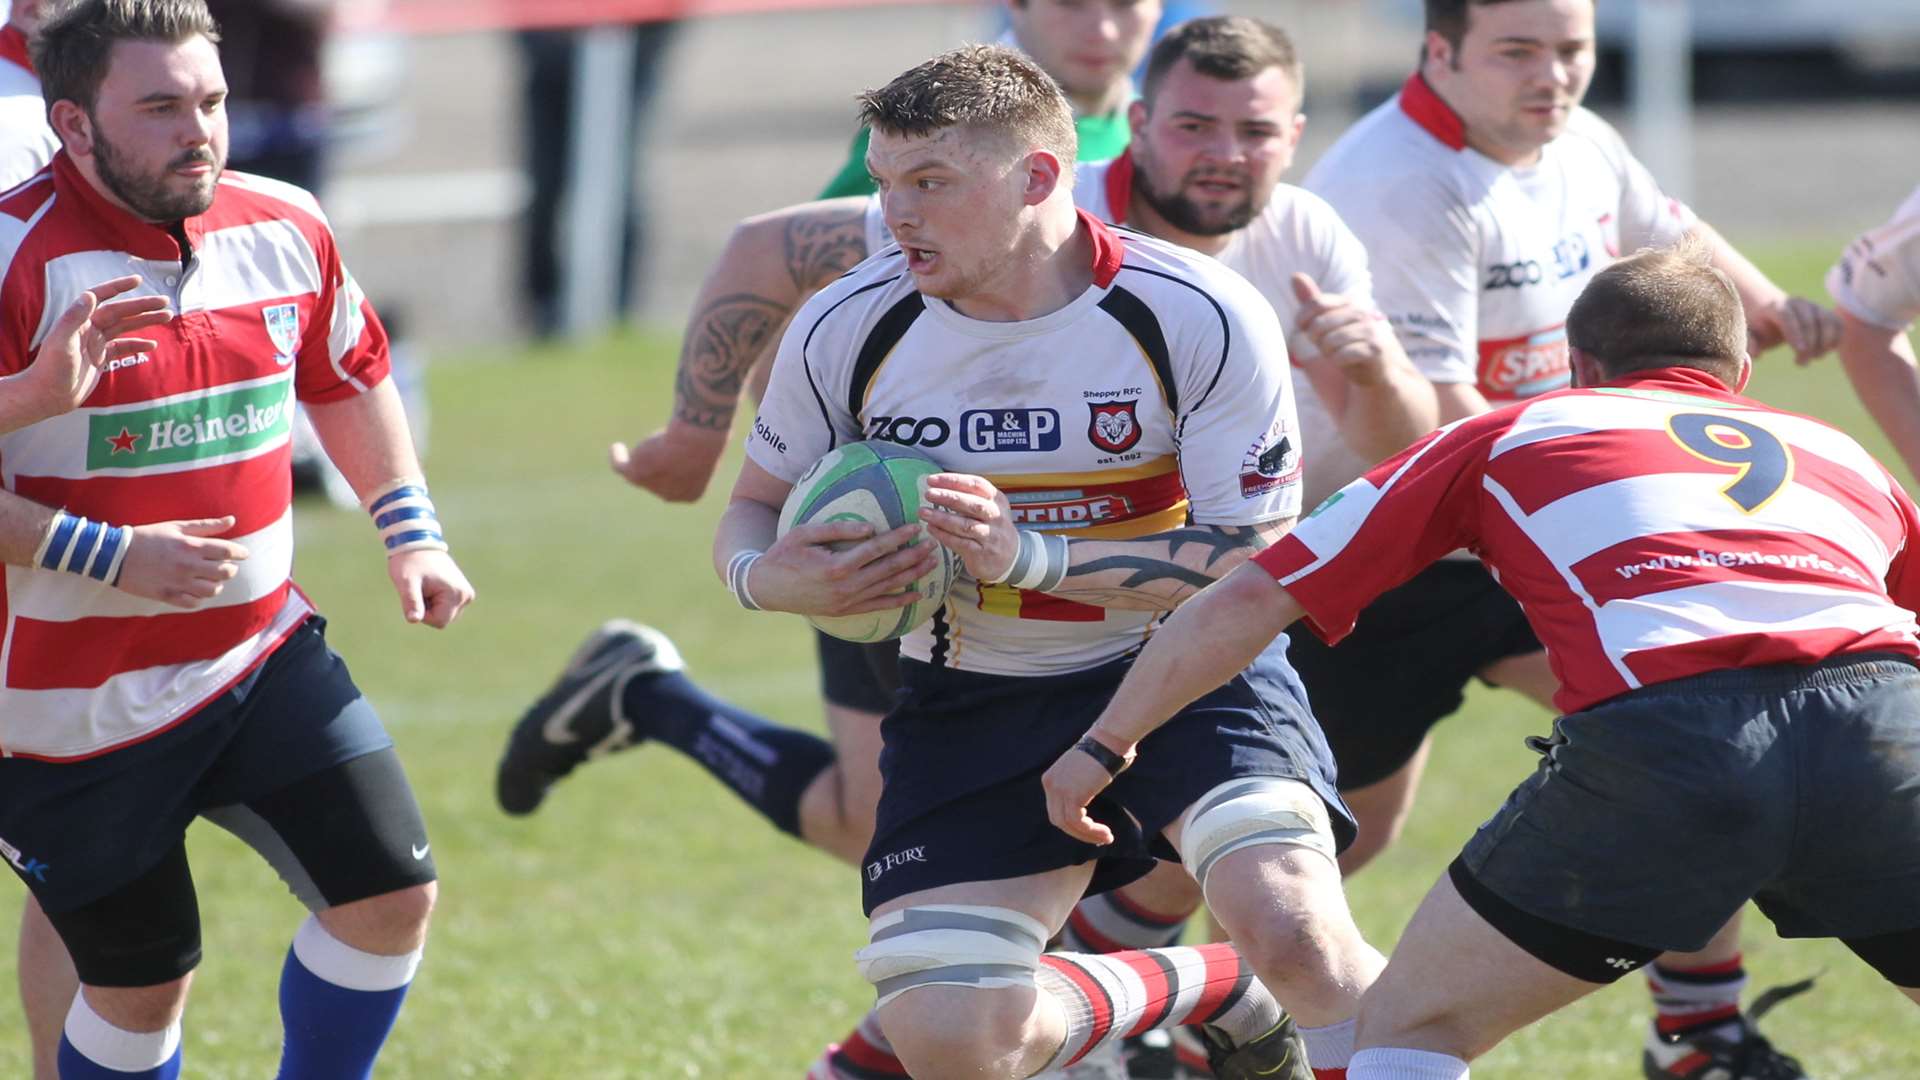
[855,904,1048,1008]
[1177,777,1335,895]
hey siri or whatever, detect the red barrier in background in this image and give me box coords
[373,0,953,33]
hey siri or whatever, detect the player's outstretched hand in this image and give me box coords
[749,519,940,616]
[608,422,730,502]
[1748,295,1843,366]
[1291,272,1391,386]
[115,516,248,609]
[19,276,171,424]
[1041,734,1129,846]
[387,548,475,628]
[919,473,1019,581]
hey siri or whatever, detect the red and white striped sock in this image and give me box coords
[1034,942,1278,1071]
[1301,1016,1356,1079]
[809,1010,905,1080]
[1647,956,1746,1043]
[1058,887,1190,954]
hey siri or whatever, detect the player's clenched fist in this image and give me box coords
[387,548,475,628]
[1291,272,1392,386]
[608,423,731,503]
[114,516,249,610]
[919,473,1020,581]
[747,519,939,617]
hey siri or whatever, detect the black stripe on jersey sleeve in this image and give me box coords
[801,275,902,451]
[1096,285,1179,416]
[1113,266,1235,422]
[847,292,927,421]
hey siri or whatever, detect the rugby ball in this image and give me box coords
[777,440,957,643]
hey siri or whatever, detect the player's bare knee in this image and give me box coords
[319,882,436,954]
[82,977,191,1033]
[881,985,1036,1079]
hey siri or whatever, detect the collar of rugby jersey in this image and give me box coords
[1398,71,1468,151]
[1103,148,1136,226]
[0,25,30,74]
[1600,365,1741,399]
[52,149,207,262]
[1082,206,1123,288]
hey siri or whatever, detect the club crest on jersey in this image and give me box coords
[1239,420,1301,498]
[263,303,299,366]
[1087,400,1141,453]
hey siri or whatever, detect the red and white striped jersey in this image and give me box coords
[1256,367,1920,714]
[0,152,389,760]
[0,25,58,192]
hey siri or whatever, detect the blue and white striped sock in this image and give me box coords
[276,916,421,1080]
[57,991,182,1079]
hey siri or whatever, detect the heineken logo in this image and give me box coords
[87,381,293,471]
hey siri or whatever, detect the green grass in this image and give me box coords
[2,240,1916,1077]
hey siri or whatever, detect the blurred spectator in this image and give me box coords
[519,21,680,339]
[206,0,332,190]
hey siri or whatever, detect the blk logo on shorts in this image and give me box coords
[866,845,928,882]
[0,835,49,883]
[1087,401,1141,453]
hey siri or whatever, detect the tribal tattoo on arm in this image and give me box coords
[1047,519,1295,612]
[669,201,870,431]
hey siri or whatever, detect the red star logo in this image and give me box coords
[105,427,141,454]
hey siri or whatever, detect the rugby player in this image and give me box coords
[4,3,168,1076]
[1827,185,1920,483]
[0,3,473,1077]
[1300,3,1839,1071]
[816,0,1156,199]
[503,17,1429,1078]
[0,0,57,190]
[714,44,1392,1080]
[1045,239,1920,1079]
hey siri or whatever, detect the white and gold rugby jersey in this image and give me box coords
[750,211,1302,677]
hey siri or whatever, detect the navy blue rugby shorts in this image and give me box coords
[860,635,1354,915]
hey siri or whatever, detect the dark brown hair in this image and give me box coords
[1142,16,1302,110]
[32,0,219,114]
[1425,0,1531,56]
[1566,237,1748,386]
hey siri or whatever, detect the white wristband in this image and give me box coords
[726,550,764,611]
[985,529,1071,592]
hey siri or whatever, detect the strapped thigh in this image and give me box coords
[854,905,1049,1007]
[1176,776,1335,897]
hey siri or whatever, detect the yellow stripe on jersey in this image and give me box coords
[981,455,1179,489]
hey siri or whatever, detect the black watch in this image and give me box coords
[1074,735,1130,777]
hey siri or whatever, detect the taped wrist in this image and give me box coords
[35,510,133,584]
[985,529,1070,591]
[725,550,764,611]
[363,477,448,555]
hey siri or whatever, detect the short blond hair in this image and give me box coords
[1567,237,1748,386]
[856,44,1077,173]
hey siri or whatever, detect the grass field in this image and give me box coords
[2,239,1917,1078]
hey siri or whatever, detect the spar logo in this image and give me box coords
[87,380,294,471]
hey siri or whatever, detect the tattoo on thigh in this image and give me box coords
[673,293,787,429]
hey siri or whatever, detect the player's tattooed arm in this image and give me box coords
[671,293,787,430]
[1048,519,1295,612]
[615,198,870,502]
[667,197,871,431]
